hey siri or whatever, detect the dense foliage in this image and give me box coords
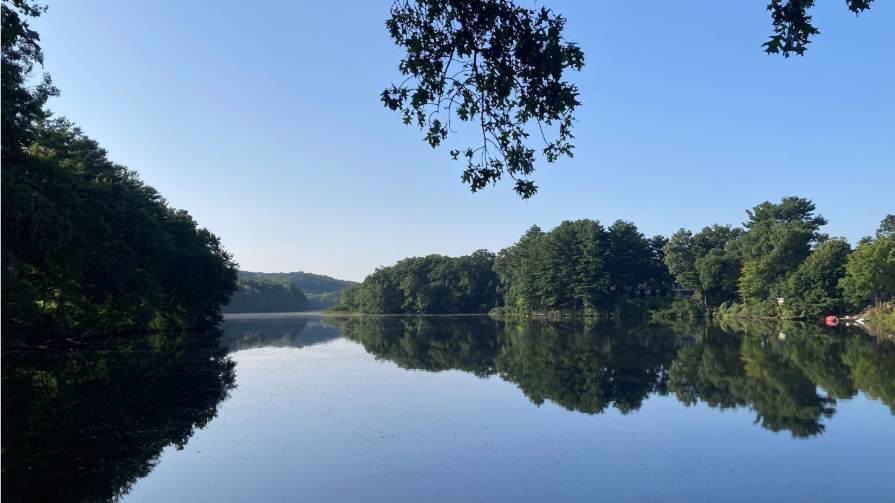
[494,220,670,315]
[735,197,828,311]
[333,220,670,316]
[1,1,237,346]
[662,225,743,308]
[840,231,895,310]
[333,250,499,314]
[783,239,851,318]
[336,199,891,323]
[664,199,892,320]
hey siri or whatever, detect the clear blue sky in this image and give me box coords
[34,1,893,281]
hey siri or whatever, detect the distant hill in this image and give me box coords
[235,271,356,310]
[222,280,308,314]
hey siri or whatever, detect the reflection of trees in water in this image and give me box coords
[337,317,690,414]
[843,339,895,414]
[494,321,686,414]
[668,329,748,410]
[335,316,500,377]
[1,330,235,503]
[219,317,341,351]
[673,321,895,436]
[740,336,835,437]
[334,316,895,437]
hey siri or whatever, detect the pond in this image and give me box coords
[3,314,893,502]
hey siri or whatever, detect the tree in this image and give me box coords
[1,0,58,163]
[737,197,827,305]
[876,214,895,239]
[3,119,238,344]
[664,229,700,291]
[494,219,667,314]
[383,0,584,198]
[783,239,851,318]
[646,235,674,294]
[493,224,545,310]
[605,220,654,294]
[839,234,895,310]
[663,225,743,307]
[2,1,237,344]
[332,251,498,314]
[695,248,742,309]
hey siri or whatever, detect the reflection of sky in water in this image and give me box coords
[125,334,894,503]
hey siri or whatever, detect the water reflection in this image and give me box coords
[1,330,235,503]
[220,315,341,351]
[333,316,895,437]
[2,316,893,502]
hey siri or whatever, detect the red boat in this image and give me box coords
[825,315,839,327]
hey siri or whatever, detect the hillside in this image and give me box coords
[222,280,308,314]
[237,271,356,310]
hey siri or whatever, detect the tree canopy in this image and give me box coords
[336,197,889,322]
[736,197,828,311]
[333,219,671,316]
[333,250,499,314]
[1,1,238,346]
[839,223,895,310]
[783,239,851,318]
[663,225,743,308]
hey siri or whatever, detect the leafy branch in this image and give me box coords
[763,0,874,57]
[382,0,584,198]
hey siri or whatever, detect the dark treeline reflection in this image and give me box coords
[1,330,235,503]
[333,316,895,437]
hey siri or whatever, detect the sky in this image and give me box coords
[33,1,893,281]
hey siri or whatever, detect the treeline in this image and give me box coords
[1,3,237,346]
[332,197,893,321]
[664,198,894,319]
[330,220,673,316]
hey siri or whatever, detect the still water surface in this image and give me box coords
[4,314,894,502]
